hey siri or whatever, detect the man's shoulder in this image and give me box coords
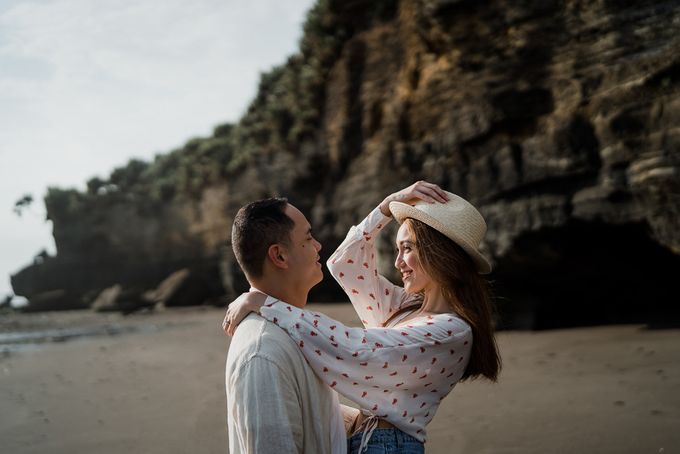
[226,313,301,369]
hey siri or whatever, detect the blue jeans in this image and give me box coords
[348,428,424,454]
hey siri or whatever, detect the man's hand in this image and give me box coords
[340,404,360,436]
[378,180,449,217]
[222,291,268,336]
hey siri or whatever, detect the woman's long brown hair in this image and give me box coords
[404,218,501,382]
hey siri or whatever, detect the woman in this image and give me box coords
[224,181,501,453]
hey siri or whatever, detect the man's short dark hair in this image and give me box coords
[231,197,295,279]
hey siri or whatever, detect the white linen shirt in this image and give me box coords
[259,207,473,443]
[225,312,346,454]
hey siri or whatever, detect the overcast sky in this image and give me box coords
[0,0,316,298]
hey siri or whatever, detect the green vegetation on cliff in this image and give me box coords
[44,0,398,221]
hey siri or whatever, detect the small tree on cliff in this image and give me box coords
[13,194,33,217]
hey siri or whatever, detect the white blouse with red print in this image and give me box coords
[259,207,472,444]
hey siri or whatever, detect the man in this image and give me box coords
[224,198,349,454]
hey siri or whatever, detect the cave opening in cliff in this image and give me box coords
[493,221,680,330]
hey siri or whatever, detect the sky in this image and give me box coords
[0,0,316,299]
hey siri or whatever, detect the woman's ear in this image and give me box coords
[267,244,288,269]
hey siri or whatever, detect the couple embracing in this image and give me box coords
[223,181,501,454]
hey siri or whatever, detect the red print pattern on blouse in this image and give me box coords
[258,207,473,443]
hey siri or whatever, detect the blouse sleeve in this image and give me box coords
[327,207,421,328]
[260,298,472,417]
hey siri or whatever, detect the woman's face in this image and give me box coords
[394,222,433,294]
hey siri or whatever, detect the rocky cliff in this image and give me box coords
[12,0,680,328]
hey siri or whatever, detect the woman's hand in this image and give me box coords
[379,181,449,217]
[221,291,268,336]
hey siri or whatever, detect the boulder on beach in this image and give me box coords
[143,268,212,308]
[21,289,84,313]
[91,285,123,312]
[91,285,151,314]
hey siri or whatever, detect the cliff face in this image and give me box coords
[12,0,680,328]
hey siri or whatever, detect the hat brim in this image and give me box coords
[389,201,492,274]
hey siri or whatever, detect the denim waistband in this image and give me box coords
[348,427,422,446]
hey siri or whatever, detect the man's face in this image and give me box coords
[283,204,323,293]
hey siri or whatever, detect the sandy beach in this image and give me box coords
[1,304,678,453]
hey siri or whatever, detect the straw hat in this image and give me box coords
[389,191,492,274]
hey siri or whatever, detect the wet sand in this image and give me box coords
[1,304,678,453]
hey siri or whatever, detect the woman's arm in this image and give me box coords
[327,208,418,328]
[328,181,449,328]
[222,291,268,336]
[259,298,471,417]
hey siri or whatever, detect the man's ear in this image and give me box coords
[267,244,288,270]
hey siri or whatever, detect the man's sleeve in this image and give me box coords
[228,355,303,454]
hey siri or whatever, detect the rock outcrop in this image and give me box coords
[11,0,680,328]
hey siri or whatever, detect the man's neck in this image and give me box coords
[250,280,307,308]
